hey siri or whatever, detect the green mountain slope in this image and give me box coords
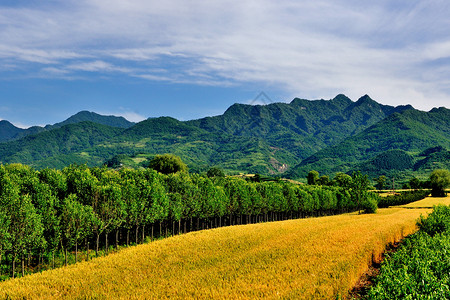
[0,120,25,142]
[187,94,409,159]
[47,110,135,130]
[0,122,123,167]
[287,107,450,179]
[0,95,447,178]
[0,111,134,143]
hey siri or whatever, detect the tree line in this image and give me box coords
[0,163,377,279]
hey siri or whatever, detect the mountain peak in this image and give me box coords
[332,94,351,101]
[356,94,374,103]
[0,120,24,142]
[48,111,135,129]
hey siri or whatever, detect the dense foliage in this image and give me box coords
[0,163,378,279]
[367,205,450,299]
[430,169,450,197]
[288,107,450,179]
[148,154,188,174]
[2,94,443,178]
[377,190,430,208]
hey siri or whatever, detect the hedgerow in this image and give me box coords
[367,205,450,299]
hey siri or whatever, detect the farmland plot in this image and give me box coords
[0,205,432,299]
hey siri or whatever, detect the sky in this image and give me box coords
[1,0,449,128]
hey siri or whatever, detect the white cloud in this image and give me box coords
[97,109,146,123]
[120,112,146,123]
[1,0,450,110]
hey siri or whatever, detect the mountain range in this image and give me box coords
[0,95,448,183]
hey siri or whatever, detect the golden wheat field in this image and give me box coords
[1,198,446,299]
[397,195,450,208]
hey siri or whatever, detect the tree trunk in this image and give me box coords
[135,225,139,244]
[105,232,109,255]
[52,251,55,269]
[127,229,130,246]
[115,229,119,249]
[151,224,154,241]
[86,238,89,262]
[96,232,100,257]
[22,255,24,277]
[165,222,168,237]
[12,258,15,279]
[142,225,145,242]
[65,248,68,266]
[178,220,181,235]
[75,239,78,263]
[38,252,41,272]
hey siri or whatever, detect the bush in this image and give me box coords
[368,205,450,299]
[361,193,378,214]
[430,169,450,197]
[377,190,430,208]
[418,205,450,236]
[148,154,188,174]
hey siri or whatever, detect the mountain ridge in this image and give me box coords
[0,111,134,142]
[0,95,447,182]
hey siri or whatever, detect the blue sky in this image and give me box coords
[1,1,449,128]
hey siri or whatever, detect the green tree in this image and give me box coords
[144,170,169,239]
[333,172,352,188]
[350,171,376,213]
[430,169,450,197]
[374,175,387,190]
[5,186,44,278]
[409,177,421,190]
[307,170,319,185]
[38,168,67,200]
[119,168,140,245]
[96,169,125,254]
[60,194,96,265]
[318,175,330,186]
[32,182,61,269]
[207,167,225,178]
[148,154,188,174]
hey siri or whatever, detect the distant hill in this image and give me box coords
[287,106,450,179]
[0,122,123,167]
[188,94,410,159]
[0,120,24,142]
[47,111,135,130]
[0,111,134,143]
[0,95,447,181]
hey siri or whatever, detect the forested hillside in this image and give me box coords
[288,107,450,179]
[0,122,123,167]
[0,111,134,143]
[0,95,448,179]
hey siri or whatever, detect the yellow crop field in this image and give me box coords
[397,195,450,208]
[0,206,435,299]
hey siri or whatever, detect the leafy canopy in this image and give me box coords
[148,154,188,175]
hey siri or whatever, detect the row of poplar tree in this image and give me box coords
[0,163,377,278]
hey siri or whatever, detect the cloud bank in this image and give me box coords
[1,0,449,111]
